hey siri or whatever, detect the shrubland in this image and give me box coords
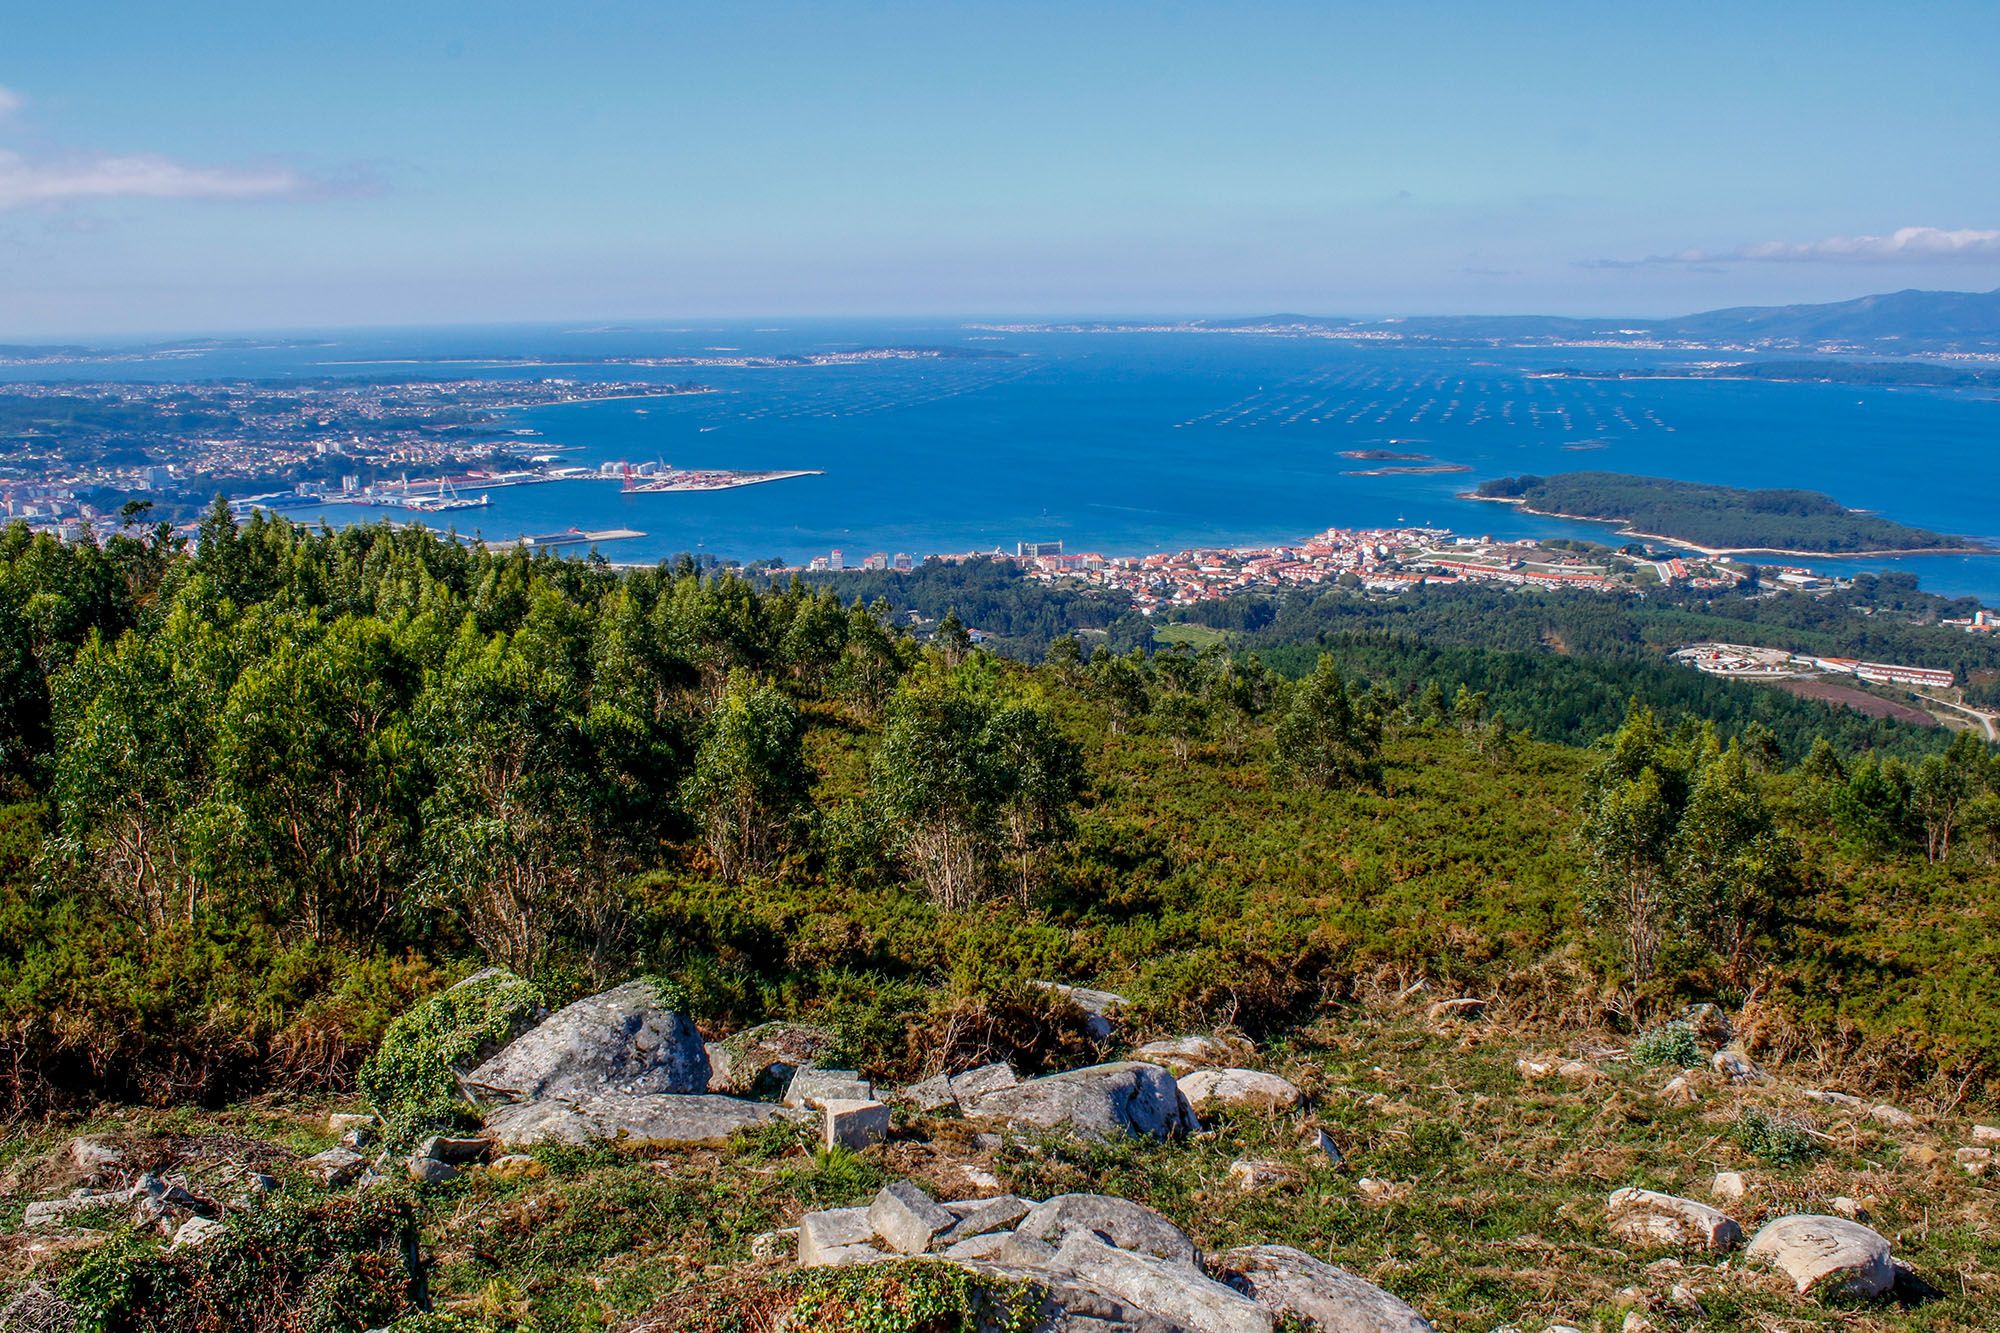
[3,509,2000,1329]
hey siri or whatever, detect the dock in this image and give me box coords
[484,527,645,551]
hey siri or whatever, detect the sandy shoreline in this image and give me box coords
[1463,494,1996,559]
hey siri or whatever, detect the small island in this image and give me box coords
[1340,448,1431,461]
[1471,471,1987,556]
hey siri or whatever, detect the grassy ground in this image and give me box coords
[6,1005,1996,1332]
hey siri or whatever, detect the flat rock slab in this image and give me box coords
[822,1098,890,1150]
[1211,1245,1436,1332]
[1016,1193,1200,1266]
[968,1061,1198,1140]
[483,1092,784,1148]
[466,980,707,1105]
[784,1066,874,1108]
[1606,1188,1743,1252]
[1177,1068,1303,1115]
[1746,1214,1894,1298]
[1047,1231,1271,1333]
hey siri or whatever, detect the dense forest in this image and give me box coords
[1475,472,1969,552]
[6,511,2000,1331]
[3,508,1999,1124]
[801,558,1999,751]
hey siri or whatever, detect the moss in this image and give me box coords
[356,969,542,1145]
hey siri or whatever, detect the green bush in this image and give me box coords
[783,1261,1040,1333]
[61,1191,424,1332]
[356,969,542,1143]
[1630,1020,1702,1070]
[1732,1107,1825,1166]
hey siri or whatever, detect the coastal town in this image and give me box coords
[785,527,1759,610]
[0,377,708,529]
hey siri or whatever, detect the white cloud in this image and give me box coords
[1600,226,2000,268]
[0,85,22,116]
[0,150,305,210]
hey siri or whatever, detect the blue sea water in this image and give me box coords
[9,320,1999,602]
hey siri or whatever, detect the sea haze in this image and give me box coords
[12,320,1999,601]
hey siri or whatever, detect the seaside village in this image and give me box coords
[801,528,1755,611]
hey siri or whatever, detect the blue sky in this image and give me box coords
[3,1,1998,336]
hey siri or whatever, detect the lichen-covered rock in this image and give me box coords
[1177,1068,1302,1115]
[1044,1231,1271,1333]
[482,1092,784,1148]
[1605,1188,1743,1251]
[301,1147,366,1188]
[1746,1214,1895,1298]
[465,979,706,1106]
[1211,1244,1436,1331]
[968,1062,1198,1140]
[782,1066,874,1107]
[1015,1192,1200,1266]
[707,1021,836,1096]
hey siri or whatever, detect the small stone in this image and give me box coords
[821,1098,890,1150]
[1606,1188,1744,1252]
[1515,1056,1557,1080]
[301,1147,366,1188]
[783,1067,873,1108]
[484,1154,546,1181]
[959,1164,1003,1191]
[1954,1146,1992,1177]
[1426,997,1485,1022]
[1621,1312,1657,1333]
[67,1138,125,1177]
[418,1135,491,1164]
[1669,1283,1702,1311]
[1556,1060,1599,1083]
[1971,1124,2000,1144]
[1356,1176,1401,1202]
[1870,1103,1919,1130]
[338,1128,372,1151]
[1658,1075,1700,1106]
[751,1227,798,1262]
[1800,1088,1864,1108]
[1831,1195,1867,1220]
[1907,1145,1942,1167]
[327,1112,374,1134]
[406,1156,459,1185]
[1302,1126,1344,1166]
[867,1180,954,1254]
[970,1132,1004,1152]
[171,1216,227,1248]
[1711,1049,1760,1081]
[1227,1158,1292,1192]
[1177,1067,1304,1115]
[1709,1171,1749,1202]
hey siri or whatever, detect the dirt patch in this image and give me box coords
[1771,678,1936,726]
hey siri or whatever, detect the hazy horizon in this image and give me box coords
[5,2,1999,337]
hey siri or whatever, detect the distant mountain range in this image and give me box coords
[1059,287,2000,353]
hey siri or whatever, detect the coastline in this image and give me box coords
[1463,494,1996,559]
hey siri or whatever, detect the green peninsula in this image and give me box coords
[1475,471,1980,555]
